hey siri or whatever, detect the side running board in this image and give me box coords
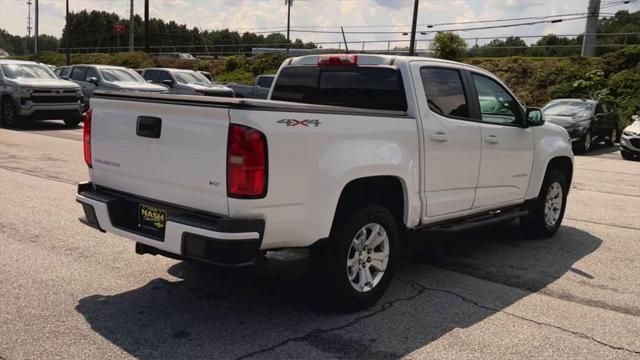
[421,206,529,232]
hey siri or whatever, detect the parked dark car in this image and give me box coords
[543,99,618,153]
[227,75,274,99]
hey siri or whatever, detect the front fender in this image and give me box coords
[526,123,574,199]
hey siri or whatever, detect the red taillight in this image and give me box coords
[83,109,92,167]
[227,124,267,198]
[318,55,358,66]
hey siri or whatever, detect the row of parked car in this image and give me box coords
[0,58,637,160]
[53,64,275,108]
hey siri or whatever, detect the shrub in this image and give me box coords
[224,55,245,72]
[110,52,156,68]
[431,32,468,61]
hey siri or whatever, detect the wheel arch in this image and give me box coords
[330,175,409,236]
[544,156,573,193]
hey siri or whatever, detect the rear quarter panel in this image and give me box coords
[228,108,421,249]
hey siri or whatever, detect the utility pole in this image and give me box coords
[144,0,149,52]
[34,0,38,53]
[65,0,70,64]
[581,0,601,57]
[408,0,419,56]
[285,0,293,52]
[129,0,134,52]
[341,26,349,53]
[26,0,32,54]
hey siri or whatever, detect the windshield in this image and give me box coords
[544,102,593,117]
[1,63,58,80]
[174,71,212,85]
[100,68,145,82]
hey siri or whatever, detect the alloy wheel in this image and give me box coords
[346,223,390,293]
[544,182,563,227]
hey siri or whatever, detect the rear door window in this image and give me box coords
[271,66,407,111]
[420,68,470,119]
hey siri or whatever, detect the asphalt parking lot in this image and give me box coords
[1,121,639,360]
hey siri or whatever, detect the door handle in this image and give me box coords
[485,135,500,144]
[430,131,448,142]
[136,116,162,139]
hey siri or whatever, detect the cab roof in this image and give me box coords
[285,53,486,72]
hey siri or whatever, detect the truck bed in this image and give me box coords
[93,91,408,118]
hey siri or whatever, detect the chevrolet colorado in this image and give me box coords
[76,54,573,309]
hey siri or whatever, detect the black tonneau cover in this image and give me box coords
[93,90,408,118]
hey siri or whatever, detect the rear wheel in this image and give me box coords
[0,99,22,128]
[315,205,398,311]
[520,170,568,238]
[605,128,616,147]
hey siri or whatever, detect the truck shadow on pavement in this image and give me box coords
[4,119,81,130]
[76,223,601,359]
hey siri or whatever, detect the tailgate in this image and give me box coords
[90,97,230,215]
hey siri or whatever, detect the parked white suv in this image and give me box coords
[620,115,640,160]
[76,54,573,309]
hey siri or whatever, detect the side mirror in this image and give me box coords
[87,77,100,85]
[162,79,174,87]
[526,107,544,126]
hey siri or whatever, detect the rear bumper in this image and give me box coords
[75,182,265,266]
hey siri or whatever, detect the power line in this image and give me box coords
[252,15,592,35]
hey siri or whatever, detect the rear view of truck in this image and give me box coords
[76,93,267,266]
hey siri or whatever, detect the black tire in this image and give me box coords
[605,128,617,147]
[314,204,399,311]
[621,150,637,161]
[0,98,22,128]
[573,131,592,153]
[520,170,568,238]
[63,114,82,128]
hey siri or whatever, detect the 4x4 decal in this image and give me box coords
[277,119,321,127]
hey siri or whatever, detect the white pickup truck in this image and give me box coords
[76,54,573,309]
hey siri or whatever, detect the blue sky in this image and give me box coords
[0,0,638,50]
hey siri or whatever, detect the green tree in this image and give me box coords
[430,32,468,61]
[473,36,527,57]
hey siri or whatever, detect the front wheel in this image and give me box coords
[574,131,592,153]
[0,99,22,128]
[605,128,617,147]
[317,205,398,311]
[520,170,568,238]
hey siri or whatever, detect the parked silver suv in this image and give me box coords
[55,64,167,110]
[142,68,234,97]
[0,60,83,128]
